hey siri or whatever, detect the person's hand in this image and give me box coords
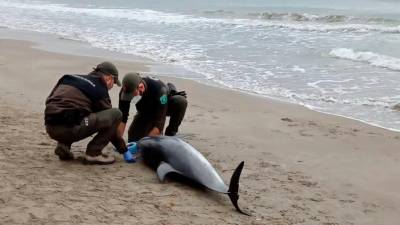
[116,147,127,154]
[176,91,187,98]
[167,83,177,95]
[112,137,128,154]
[123,150,135,163]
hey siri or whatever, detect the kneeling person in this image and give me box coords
[45,62,128,164]
[118,73,187,142]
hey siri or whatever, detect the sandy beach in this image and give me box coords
[0,37,400,225]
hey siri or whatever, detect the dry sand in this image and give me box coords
[0,38,399,225]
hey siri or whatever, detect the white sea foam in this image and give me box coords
[307,79,354,94]
[291,65,306,73]
[329,48,400,71]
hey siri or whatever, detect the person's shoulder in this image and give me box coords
[144,76,166,88]
[144,76,164,83]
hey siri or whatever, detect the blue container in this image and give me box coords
[127,142,137,154]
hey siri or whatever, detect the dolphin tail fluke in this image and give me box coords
[228,161,250,216]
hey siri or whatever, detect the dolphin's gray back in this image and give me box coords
[138,136,228,193]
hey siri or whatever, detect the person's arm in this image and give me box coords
[148,126,161,136]
[94,97,112,111]
[117,122,126,138]
[119,94,131,124]
[148,86,168,136]
[118,89,132,138]
[117,101,130,138]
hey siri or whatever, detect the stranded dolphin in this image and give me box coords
[136,136,249,215]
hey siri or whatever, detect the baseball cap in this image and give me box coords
[120,72,142,101]
[94,61,121,86]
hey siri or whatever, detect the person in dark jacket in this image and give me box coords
[45,62,128,164]
[117,72,187,142]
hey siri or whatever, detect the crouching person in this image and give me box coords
[118,72,188,142]
[44,62,128,164]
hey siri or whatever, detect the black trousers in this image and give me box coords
[128,95,187,142]
[46,108,123,156]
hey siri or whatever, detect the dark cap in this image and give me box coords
[120,72,142,101]
[93,61,121,86]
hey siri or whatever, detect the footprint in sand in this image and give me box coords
[329,128,338,135]
[308,121,317,126]
[259,161,273,168]
[38,142,51,146]
[281,118,306,129]
[298,179,318,187]
[281,117,293,122]
[299,130,314,137]
[187,118,197,123]
[247,144,255,149]
[362,202,379,214]
[177,133,197,141]
[339,199,355,204]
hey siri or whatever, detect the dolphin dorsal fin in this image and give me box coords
[156,161,181,182]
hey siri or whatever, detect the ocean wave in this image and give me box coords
[329,48,400,71]
[203,10,235,16]
[234,82,394,108]
[250,11,400,24]
[2,1,400,34]
[251,12,354,23]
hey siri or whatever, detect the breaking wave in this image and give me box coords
[250,12,354,23]
[329,48,400,71]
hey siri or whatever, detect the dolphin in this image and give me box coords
[136,136,250,215]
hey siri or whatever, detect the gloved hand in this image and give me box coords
[123,150,135,163]
[127,142,137,153]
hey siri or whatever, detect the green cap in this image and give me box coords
[120,72,142,101]
[94,61,121,86]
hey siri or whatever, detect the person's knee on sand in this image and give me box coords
[93,108,122,129]
[82,109,123,163]
[85,109,122,159]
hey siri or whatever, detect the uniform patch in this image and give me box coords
[160,95,168,105]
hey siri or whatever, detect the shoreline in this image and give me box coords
[1,27,399,133]
[1,33,400,224]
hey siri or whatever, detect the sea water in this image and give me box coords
[1,0,400,130]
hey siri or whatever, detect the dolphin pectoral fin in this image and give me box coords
[156,161,181,182]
